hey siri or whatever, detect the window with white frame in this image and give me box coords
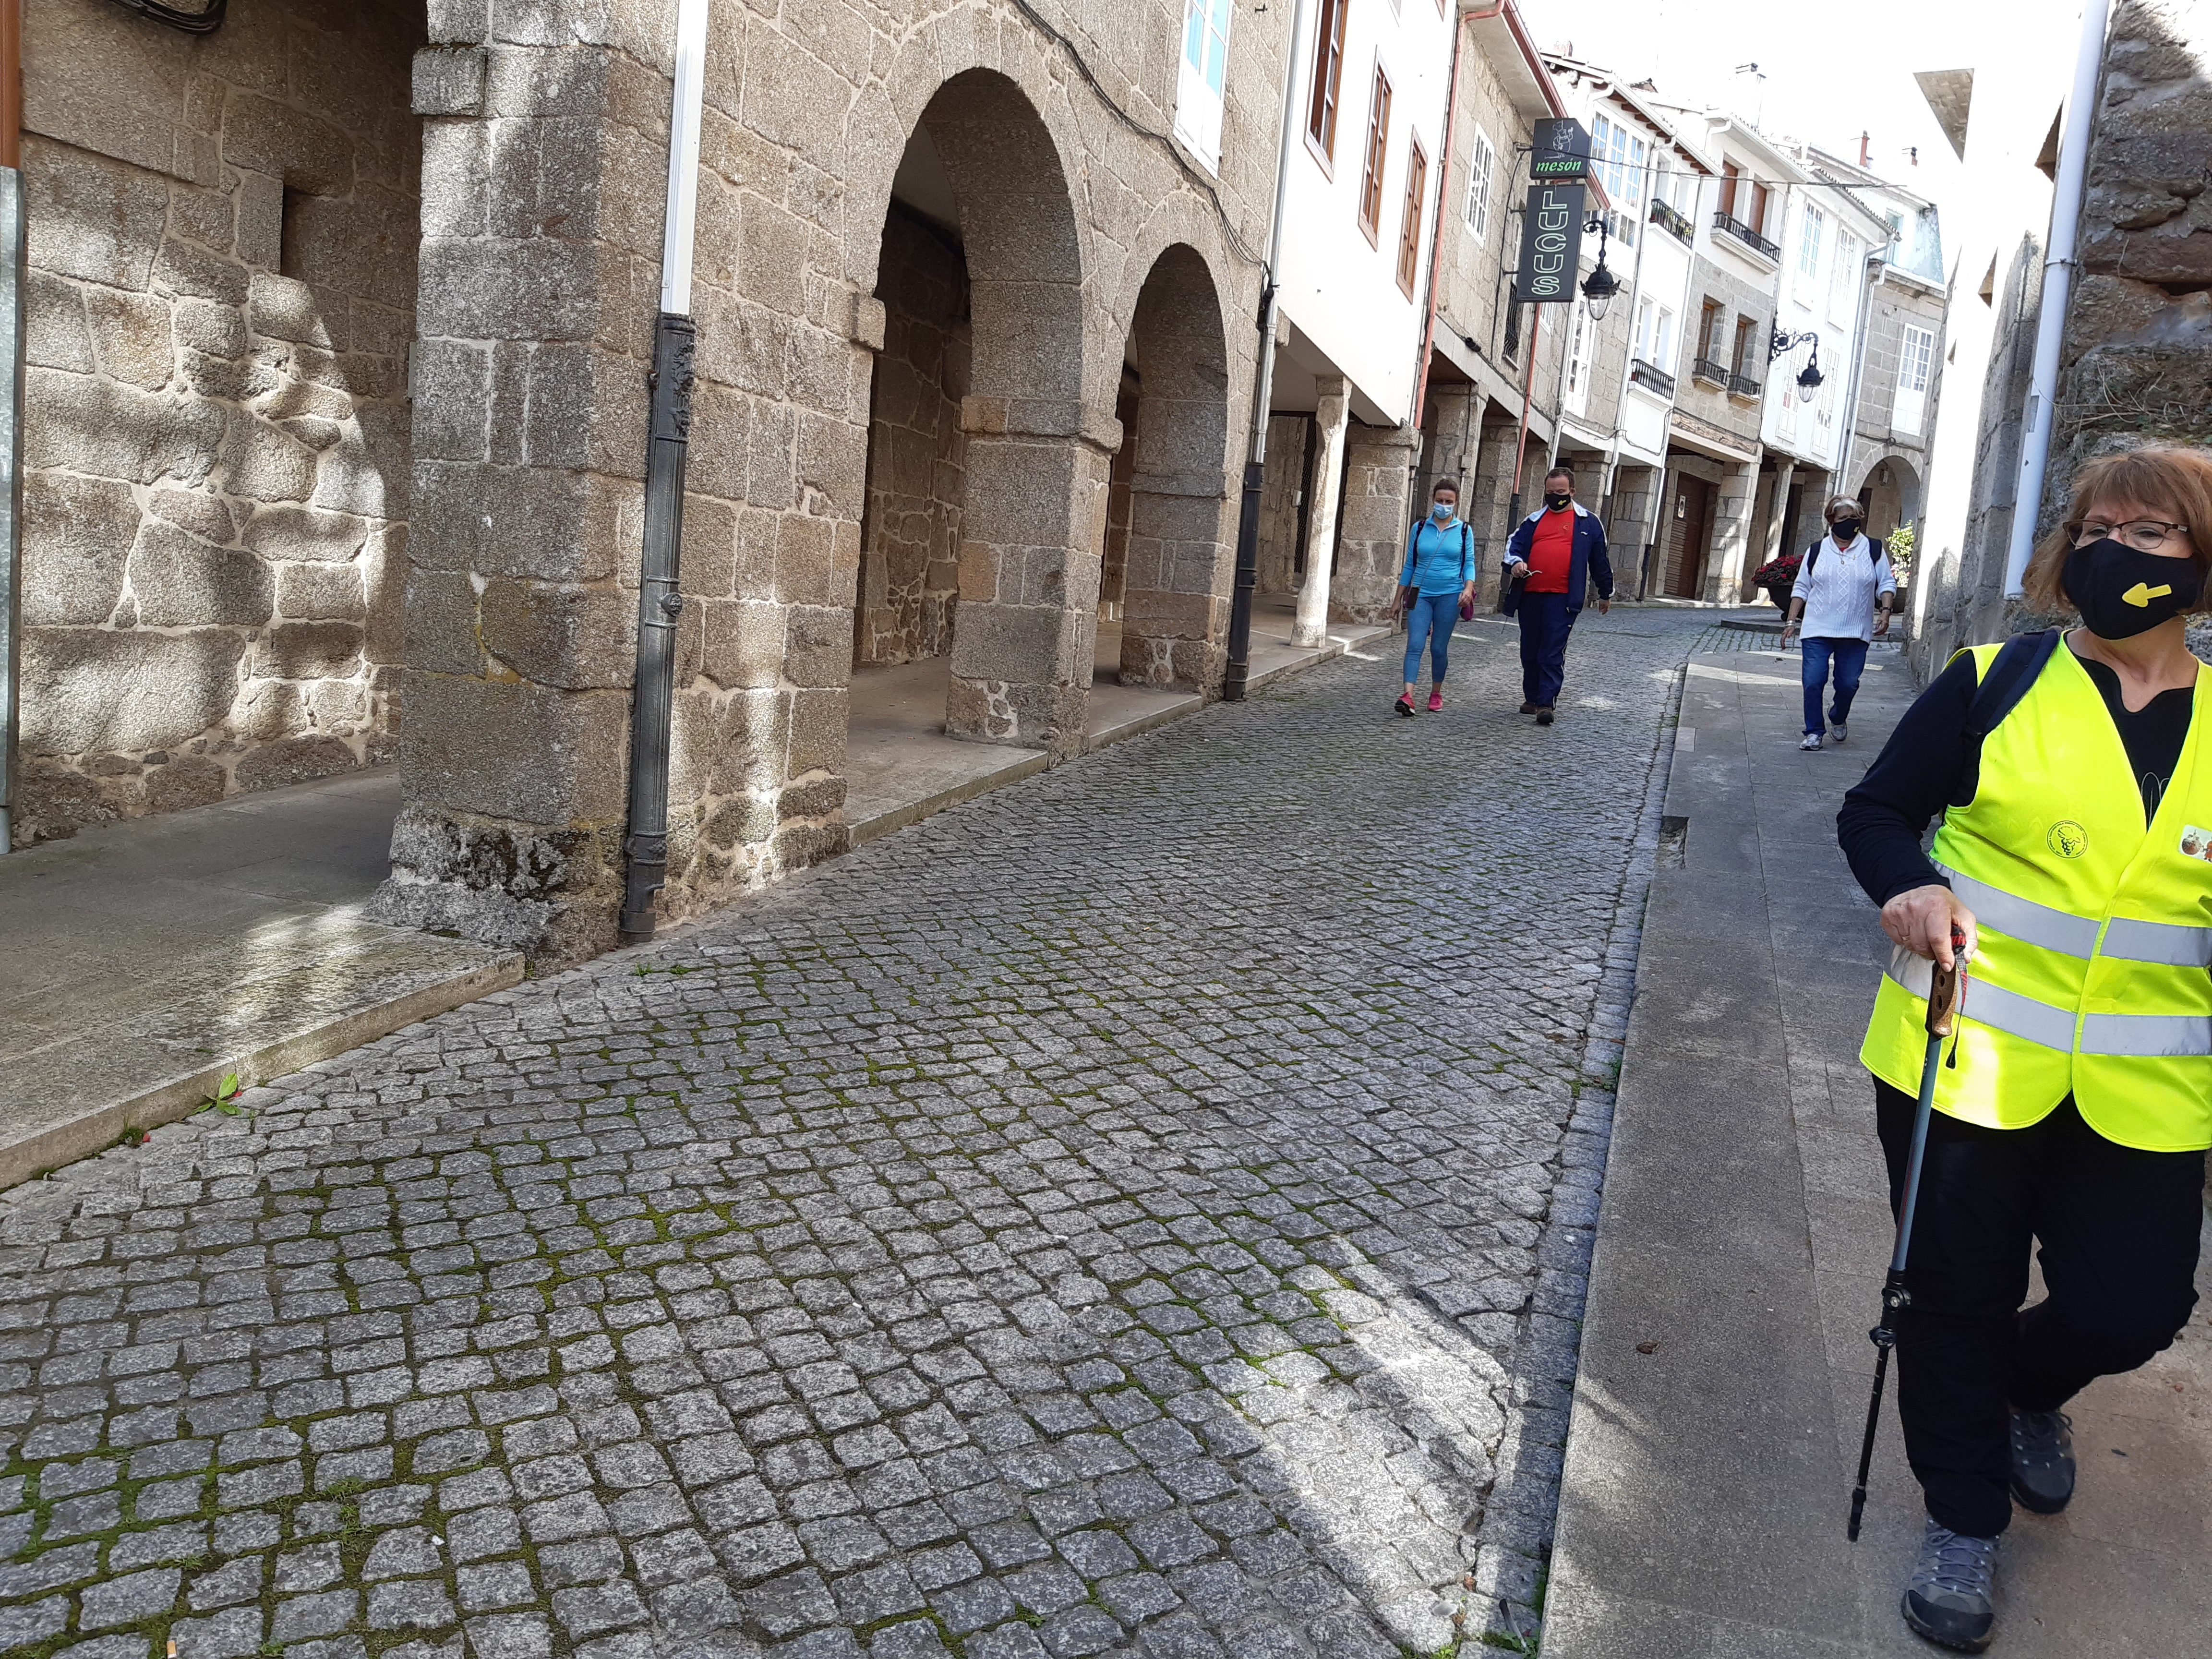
[1465,127,1496,244]
[1894,323,1935,435]
[1798,204,1824,283]
[1565,300,1593,414]
[1173,0,1232,172]
[1828,231,1860,325]
[1589,111,1645,245]
[1633,299,1675,377]
[1779,367,1800,442]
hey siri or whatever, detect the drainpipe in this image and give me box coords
[2004,0,2108,597]
[617,0,709,942]
[1222,0,1312,702]
[0,0,22,854]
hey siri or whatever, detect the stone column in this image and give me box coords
[1421,386,1480,499]
[1332,423,1421,622]
[1759,458,1796,573]
[1706,457,1760,602]
[1293,376,1349,647]
[945,398,1114,759]
[1467,417,1523,604]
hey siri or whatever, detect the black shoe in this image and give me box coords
[1395,695,1418,718]
[1536,707,1555,726]
[1519,701,1538,714]
[1901,1518,1998,1652]
[2009,1407,2075,1513]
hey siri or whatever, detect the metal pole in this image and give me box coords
[1223,0,1313,702]
[617,0,708,941]
[2003,0,2109,597]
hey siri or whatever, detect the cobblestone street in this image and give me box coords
[0,611,1707,1659]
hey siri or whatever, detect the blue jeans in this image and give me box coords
[1403,592,1459,686]
[1802,636,1868,734]
[1517,591,1575,708]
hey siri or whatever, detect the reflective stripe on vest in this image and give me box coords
[1887,948,2212,1057]
[1936,862,2212,965]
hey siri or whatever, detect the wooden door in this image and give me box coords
[1667,476,1716,598]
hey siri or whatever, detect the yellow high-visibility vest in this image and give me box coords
[1860,637,2212,1152]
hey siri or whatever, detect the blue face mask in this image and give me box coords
[1431,501,1456,521]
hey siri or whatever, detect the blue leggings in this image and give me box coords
[1403,592,1459,685]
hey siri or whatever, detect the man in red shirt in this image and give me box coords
[1503,465,1614,723]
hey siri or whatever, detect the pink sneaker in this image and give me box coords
[1426,690,1443,713]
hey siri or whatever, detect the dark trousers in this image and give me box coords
[1517,591,1575,708]
[1802,636,1868,734]
[1874,1082,2205,1537]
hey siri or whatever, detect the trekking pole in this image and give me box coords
[1847,926,1966,1541]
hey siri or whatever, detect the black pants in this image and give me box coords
[1874,1081,2205,1536]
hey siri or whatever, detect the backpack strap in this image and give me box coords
[1803,539,1823,580]
[1951,629,2064,807]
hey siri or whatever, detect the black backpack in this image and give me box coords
[1950,628,2063,807]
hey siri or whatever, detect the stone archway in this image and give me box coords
[1855,454,1924,542]
[1110,245,1232,689]
[849,69,1095,757]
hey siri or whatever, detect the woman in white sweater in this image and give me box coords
[1780,495,1898,749]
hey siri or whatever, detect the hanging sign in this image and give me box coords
[1530,118,1591,182]
[1515,183,1586,303]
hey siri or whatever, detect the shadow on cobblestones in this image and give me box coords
[0,613,1704,1659]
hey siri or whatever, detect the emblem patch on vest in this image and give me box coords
[2186,826,2212,862]
[2048,820,2090,859]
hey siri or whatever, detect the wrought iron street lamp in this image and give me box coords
[1581,216,1620,320]
[1769,326,1824,390]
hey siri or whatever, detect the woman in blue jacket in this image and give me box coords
[1392,481,1477,716]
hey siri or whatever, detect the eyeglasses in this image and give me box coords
[2068,518,2193,552]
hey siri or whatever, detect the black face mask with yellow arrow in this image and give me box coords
[2062,538,2203,639]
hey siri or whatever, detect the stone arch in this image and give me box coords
[844,64,1100,757]
[1111,244,1234,689]
[1854,453,1924,543]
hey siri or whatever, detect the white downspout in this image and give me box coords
[2003,0,2109,597]
[660,0,709,314]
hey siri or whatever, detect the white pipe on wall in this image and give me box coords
[2003,0,2109,597]
[659,0,710,316]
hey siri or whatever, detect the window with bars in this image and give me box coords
[1308,0,1348,162]
[1731,314,1757,375]
[1172,0,1233,172]
[1396,138,1427,295]
[1465,127,1496,243]
[1358,64,1392,242]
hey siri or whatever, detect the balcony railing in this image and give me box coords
[1728,371,1763,400]
[1630,358,1677,397]
[1648,198,1694,245]
[1691,356,1729,386]
[1714,211,1781,260]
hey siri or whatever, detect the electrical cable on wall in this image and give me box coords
[104,0,227,34]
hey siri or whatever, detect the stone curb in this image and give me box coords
[0,951,522,1192]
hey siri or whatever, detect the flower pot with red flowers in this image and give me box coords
[1753,551,1803,612]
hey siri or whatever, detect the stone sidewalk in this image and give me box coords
[0,610,1711,1659]
[1546,649,2212,1657]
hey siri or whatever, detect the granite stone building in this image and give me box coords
[11,0,1290,963]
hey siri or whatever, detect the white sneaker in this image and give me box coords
[1800,733,1823,751]
[1830,721,1848,744]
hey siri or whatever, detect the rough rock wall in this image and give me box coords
[854,206,967,669]
[13,0,420,843]
[1330,421,1418,622]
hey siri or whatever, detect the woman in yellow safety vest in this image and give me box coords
[1838,444,2212,1654]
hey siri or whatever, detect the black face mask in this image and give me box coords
[1830,518,1864,541]
[2062,538,2202,639]
[1544,493,1572,512]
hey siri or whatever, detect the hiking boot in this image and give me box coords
[1427,690,1444,713]
[1536,707,1555,726]
[1901,1518,1998,1652]
[1395,695,1418,718]
[1519,701,1538,714]
[1800,733,1823,751]
[1830,720,1849,744]
[2009,1407,2075,1514]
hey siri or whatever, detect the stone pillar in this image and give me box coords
[1760,458,1796,571]
[1332,422,1421,622]
[945,398,1114,759]
[371,21,666,965]
[1420,386,1480,500]
[1467,418,1523,605]
[1603,464,1655,596]
[1293,375,1349,647]
[1707,457,1760,603]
